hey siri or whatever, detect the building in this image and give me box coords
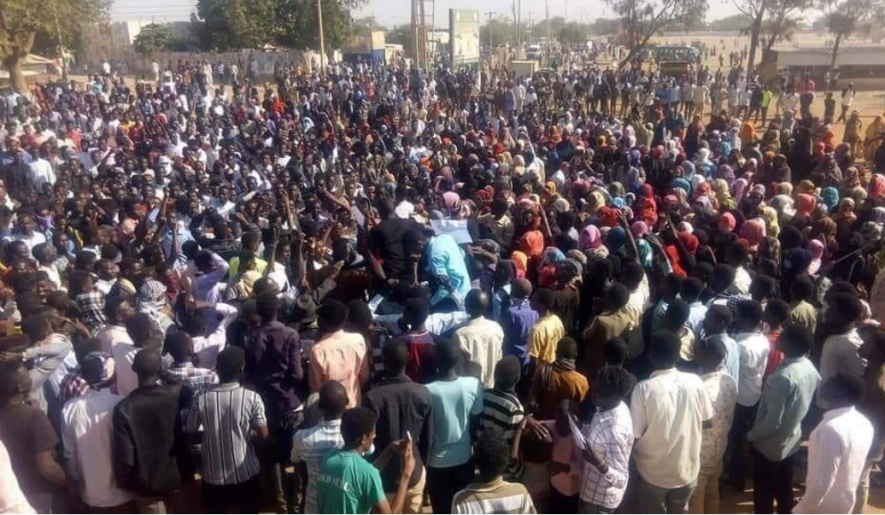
[761,46,885,89]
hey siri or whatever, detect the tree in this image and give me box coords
[820,0,882,71]
[133,24,176,55]
[0,0,109,94]
[559,23,588,45]
[275,0,363,51]
[727,0,767,77]
[386,25,413,57]
[192,0,277,51]
[759,0,809,54]
[606,0,708,69]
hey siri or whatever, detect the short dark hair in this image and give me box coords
[318,380,349,418]
[823,372,866,406]
[532,288,556,311]
[20,315,51,341]
[132,349,162,379]
[317,300,348,331]
[790,275,815,302]
[651,331,682,368]
[680,277,704,303]
[494,355,521,389]
[710,264,736,292]
[695,337,726,366]
[765,299,790,326]
[664,299,690,329]
[556,336,579,360]
[473,428,511,479]
[594,365,637,400]
[402,298,429,326]
[706,304,732,327]
[779,323,812,357]
[256,292,279,322]
[164,332,193,363]
[382,338,409,373]
[736,300,764,327]
[622,262,644,289]
[435,338,462,373]
[603,338,628,367]
[828,293,864,326]
[604,284,630,310]
[341,407,378,447]
[216,346,245,382]
[126,313,156,345]
[346,300,373,330]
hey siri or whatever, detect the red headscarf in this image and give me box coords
[518,230,545,257]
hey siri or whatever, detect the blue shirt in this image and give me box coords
[501,298,539,366]
[747,356,820,461]
[426,234,471,306]
[426,376,484,468]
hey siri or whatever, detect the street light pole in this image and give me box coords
[317,0,326,72]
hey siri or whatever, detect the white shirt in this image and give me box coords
[0,439,34,514]
[820,328,867,386]
[97,324,132,355]
[193,303,239,370]
[730,266,751,295]
[735,331,771,407]
[631,368,714,489]
[454,317,504,389]
[793,407,874,514]
[61,389,134,508]
[28,158,56,190]
[112,341,139,397]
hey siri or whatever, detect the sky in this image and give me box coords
[110,0,743,27]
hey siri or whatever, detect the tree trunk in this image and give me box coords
[747,4,766,78]
[2,55,28,95]
[830,32,843,73]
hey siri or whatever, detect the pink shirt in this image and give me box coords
[308,330,368,408]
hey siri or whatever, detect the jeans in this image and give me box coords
[637,474,696,514]
[688,464,723,514]
[426,461,475,514]
[752,449,794,514]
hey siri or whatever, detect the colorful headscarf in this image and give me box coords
[579,225,602,250]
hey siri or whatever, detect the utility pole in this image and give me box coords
[54,11,67,80]
[485,12,495,54]
[517,0,522,49]
[317,0,326,72]
[545,0,551,66]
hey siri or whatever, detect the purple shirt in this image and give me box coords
[501,298,539,366]
[244,321,306,417]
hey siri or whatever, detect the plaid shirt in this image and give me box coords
[166,363,218,429]
[76,291,107,334]
[580,401,634,509]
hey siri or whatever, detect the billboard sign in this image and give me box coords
[449,9,480,67]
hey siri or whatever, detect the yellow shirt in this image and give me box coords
[528,314,565,366]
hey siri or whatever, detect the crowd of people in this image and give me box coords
[1,50,885,515]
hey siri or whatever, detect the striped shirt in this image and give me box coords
[479,388,525,442]
[291,419,344,515]
[186,382,266,486]
[452,477,537,514]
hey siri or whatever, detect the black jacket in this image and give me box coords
[112,383,191,496]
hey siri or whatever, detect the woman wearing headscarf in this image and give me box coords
[511,251,529,279]
[834,198,858,241]
[796,193,818,218]
[740,218,767,251]
[808,239,826,275]
[810,153,842,188]
[865,115,885,162]
[870,174,885,201]
[811,217,838,249]
[760,206,781,239]
[844,110,864,157]
[713,179,736,211]
[820,187,840,213]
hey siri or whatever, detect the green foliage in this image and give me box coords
[0,0,109,61]
[192,0,366,51]
[133,24,176,55]
[604,0,708,67]
[386,25,413,56]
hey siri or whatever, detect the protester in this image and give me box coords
[2,41,885,515]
